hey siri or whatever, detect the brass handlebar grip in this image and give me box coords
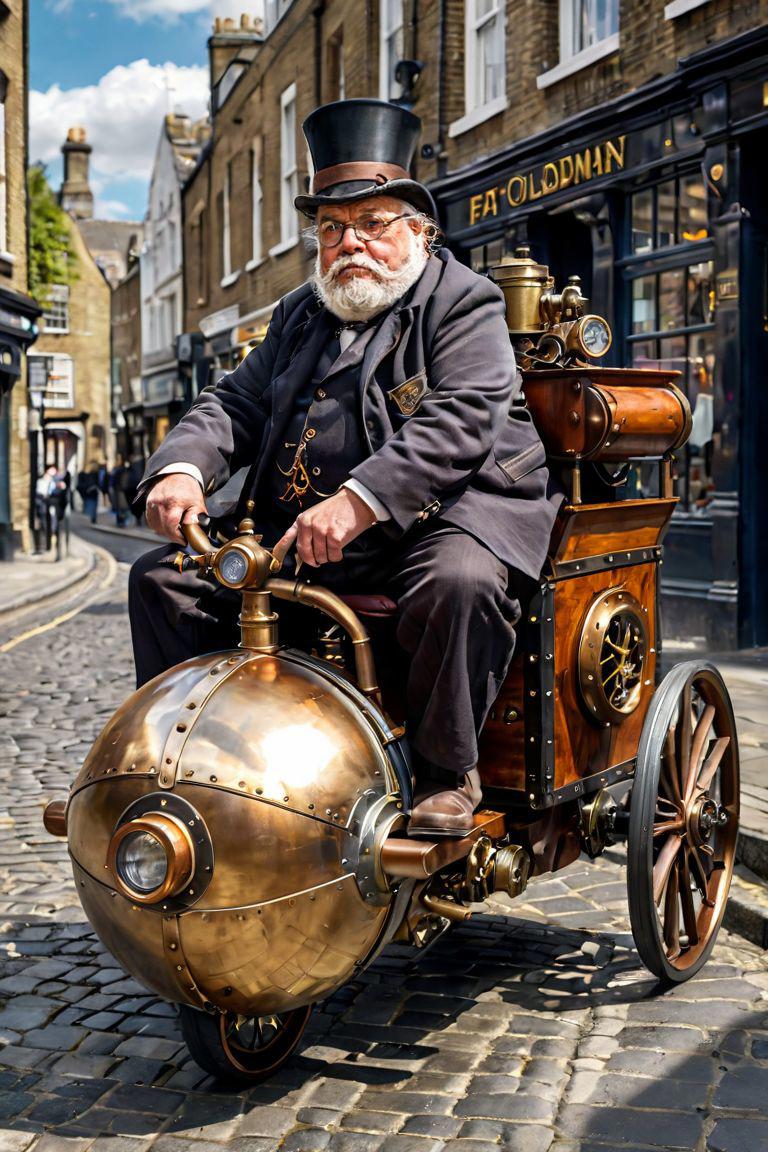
[267,577,380,701]
[181,519,218,556]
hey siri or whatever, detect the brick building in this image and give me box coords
[180,0,768,649]
[29,129,140,488]
[0,0,41,558]
[110,251,142,462]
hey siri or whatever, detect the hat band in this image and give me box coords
[311,161,411,194]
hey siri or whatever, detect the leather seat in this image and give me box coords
[338,593,398,618]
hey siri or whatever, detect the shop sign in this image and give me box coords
[462,135,626,228]
[716,269,738,301]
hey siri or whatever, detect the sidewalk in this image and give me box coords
[0,531,94,616]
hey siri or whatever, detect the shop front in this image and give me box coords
[430,26,768,651]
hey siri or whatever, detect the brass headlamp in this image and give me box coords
[107,812,195,904]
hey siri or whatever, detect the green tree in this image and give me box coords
[27,164,79,304]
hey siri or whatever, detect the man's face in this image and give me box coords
[316,195,421,283]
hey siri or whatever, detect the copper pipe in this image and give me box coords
[239,590,279,652]
[183,521,218,556]
[43,799,67,837]
[420,892,471,922]
[267,578,379,699]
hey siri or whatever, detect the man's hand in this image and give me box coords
[273,488,376,568]
[145,474,208,544]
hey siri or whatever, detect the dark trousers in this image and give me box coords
[128,525,522,779]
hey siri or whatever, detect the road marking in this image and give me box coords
[0,546,118,653]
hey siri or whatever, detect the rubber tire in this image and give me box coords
[179,1002,313,1087]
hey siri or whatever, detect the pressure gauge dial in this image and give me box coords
[215,546,251,588]
[573,314,612,359]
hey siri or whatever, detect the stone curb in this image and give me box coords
[723,863,768,950]
[736,826,768,883]
[0,537,95,618]
[88,521,158,544]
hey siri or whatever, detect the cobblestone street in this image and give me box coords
[0,555,766,1152]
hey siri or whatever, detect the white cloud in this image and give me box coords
[30,59,210,218]
[104,0,263,24]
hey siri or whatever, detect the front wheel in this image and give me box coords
[627,660,739,983]
[179,1003,313,1086]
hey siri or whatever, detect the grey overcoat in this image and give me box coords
[141,248,558,581]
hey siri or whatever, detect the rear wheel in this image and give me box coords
[627,660,739,983]
[179,1003,313,1086]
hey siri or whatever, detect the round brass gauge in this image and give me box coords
[578,588,648,724]
[213,538,273,590]
[572,314,612,359]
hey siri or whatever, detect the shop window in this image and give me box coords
[379,0,403,102]
[28,354,74,410]
[631,173,709,255]
[42,285,69,333]
[626,259,715,512]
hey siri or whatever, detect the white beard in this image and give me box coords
[312,234,429,322]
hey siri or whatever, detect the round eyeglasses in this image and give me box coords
[317,213,415,248]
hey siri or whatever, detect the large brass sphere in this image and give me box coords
[66,648,404,1016]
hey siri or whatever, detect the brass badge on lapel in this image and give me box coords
[388,372,429,416]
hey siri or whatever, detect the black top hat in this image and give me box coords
[295,98,436,218]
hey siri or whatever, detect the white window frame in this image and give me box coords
[220,163,232,285]
[449,1,507,139]
[42,284,69,334]
[538,0,619,90]
[664,0,710,17]
[28,353,75,410]
[271,82,299,256]
[246,137,264,271]
[379,0,404,102]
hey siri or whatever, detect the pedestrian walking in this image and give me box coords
[76,460,101,524]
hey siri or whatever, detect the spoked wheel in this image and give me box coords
[627,660,739,983]
[179,1002,313,1086]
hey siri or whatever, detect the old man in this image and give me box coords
[129,98,556,837]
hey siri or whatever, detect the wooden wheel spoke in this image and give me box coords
[685,704,716,801]
[662,862,681,959]
[688,846,713,906]
[677,683,693,801]
[661,727,682,806]
[697,736,730,793]
[653,833,683,904]
[653,818,684,837]
[679,854,699,946]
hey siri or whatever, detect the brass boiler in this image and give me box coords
[490,246,587,336]
[53,524,410,1019]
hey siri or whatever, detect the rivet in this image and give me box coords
[184,769,194,778]
[210,775,217,782]
[308,802,315,810]
[160,798,167,807]
[238,781,246,789]
[176,723,187,733]
[169,942,177,951]
[284,796,290,803]
[161,776,169,785]
[165,757,173,765]
[255,787,263,795]
[187,702,197,709]
[176,964,183,971]
[326,808,332,815]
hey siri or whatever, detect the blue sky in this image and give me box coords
[29,0,253,219]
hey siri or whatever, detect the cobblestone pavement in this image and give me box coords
[0,558,767,1152]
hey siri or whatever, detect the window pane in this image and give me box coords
[629,339,656,367]
[678,173,708,244]
[631,276,656,334]
[685,331,716,511]
[659,267,685,331]
[656,181,675,248]
[632,189,653,254]
[686,260,714,326]
[477,14,504,105]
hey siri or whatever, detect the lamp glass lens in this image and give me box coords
[219,550,248,585]
[117,831,168,893]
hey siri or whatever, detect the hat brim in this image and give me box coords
[295,178,437,219]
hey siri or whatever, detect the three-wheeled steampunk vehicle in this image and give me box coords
[43,249,739,1085]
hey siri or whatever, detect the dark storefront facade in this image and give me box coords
[0,287,40,560]
[431,26,768,651]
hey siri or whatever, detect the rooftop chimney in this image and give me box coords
[208,12,264,92]
[60,126,94,220]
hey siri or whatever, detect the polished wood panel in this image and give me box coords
[549,499,676,565]
[553,563,657,791]
[478,654,526,791]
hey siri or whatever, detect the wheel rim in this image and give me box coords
[630,664,739,978]
[217,1005,312,1076]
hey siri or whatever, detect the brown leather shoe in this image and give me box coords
[408,769,482,839]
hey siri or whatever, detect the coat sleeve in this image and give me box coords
[137,298,287,497]
[348,274,517,532]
